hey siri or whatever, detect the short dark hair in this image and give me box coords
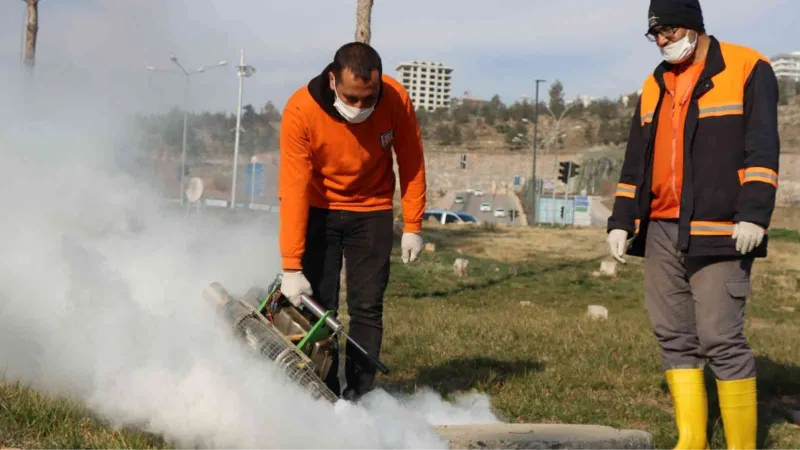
[331,42,382,83]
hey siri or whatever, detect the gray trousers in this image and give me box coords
[643,220,756,380]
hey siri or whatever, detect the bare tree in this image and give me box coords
[23,0,39,71]
[355,0,374,44]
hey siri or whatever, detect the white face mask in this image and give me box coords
[660,31,697,64]
[333,87,377,124]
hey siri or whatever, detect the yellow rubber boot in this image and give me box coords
[716,377,758,450]
[666,368,710,449]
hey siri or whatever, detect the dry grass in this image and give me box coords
[0,381,165,449]
[418,223,608,262]
[772,206,800,231]
[378,222,800,449]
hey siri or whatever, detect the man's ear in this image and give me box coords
[328,72,336,91]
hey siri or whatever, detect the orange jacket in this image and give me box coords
[278,68,427,270]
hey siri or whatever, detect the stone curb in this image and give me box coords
[436,423,654,449]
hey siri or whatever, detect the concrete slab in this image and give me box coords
[435,423,654,449]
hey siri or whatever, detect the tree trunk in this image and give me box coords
[23,0,39,70]
[354,0,374,44]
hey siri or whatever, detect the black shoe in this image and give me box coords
[341,387,364,403]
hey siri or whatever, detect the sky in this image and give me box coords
[1,0,798,116]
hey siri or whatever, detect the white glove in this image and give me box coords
[281,271,312,307]
[607,229,629,264]
[401,232,424,264]
[732,221,764,255]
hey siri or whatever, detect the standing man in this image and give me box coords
[607,1,779,448]
[278,42,426,401]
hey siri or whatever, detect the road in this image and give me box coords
[450,191,522,226]
[590,197,612,228]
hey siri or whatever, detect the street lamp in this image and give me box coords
[528,79,546,225]
[230,48,256,209]
[146,55,228,204]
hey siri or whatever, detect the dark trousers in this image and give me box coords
[643,220,756,380]
[301,207,394,398]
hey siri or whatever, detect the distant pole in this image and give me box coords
[181,80,189,204]
[564,161,571,225]
[552,167,557,225]
[231,49,245,209]
[531,79,546,225]
[230,48,255,209]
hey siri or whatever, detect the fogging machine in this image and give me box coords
[202,273,388,403]
[256,273,389,375]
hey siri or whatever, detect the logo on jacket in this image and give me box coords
[380,129,394,150]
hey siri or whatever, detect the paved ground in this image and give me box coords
[449,191,522,226]
[436,423,654,449]
[589,196,612,228]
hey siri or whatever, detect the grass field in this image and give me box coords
[2,223,799,449]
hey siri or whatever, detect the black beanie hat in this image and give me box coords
[648,0,705,33]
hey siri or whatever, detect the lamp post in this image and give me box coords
[530,79,546,225]
[146,55,228,204]
[230,48,256,209]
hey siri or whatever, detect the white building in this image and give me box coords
[772,52,800,82]
[395,60,454,111]
[579,95,597,107]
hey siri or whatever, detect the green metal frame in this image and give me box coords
[297,311,332,354]
[254,284,332,356]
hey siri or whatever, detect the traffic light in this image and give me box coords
[569,163,580,178]
[558,161,570,184]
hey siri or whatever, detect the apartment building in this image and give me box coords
[772,52,800,82]
[395,60,454,111]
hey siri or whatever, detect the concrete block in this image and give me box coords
[587,305,609,320]
[436,423,653,449]
[599,261,617,277]
[454,258,469,277]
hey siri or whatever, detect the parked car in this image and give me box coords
[494,207,506,218]
[454,211,479,223]
[454,195,465,204]
[423,209,480,225]
[474,189,484,196]
[479,202,491,212]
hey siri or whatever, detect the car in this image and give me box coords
[454,211,480,223]
[454,195,465,204]
[494,208,506,218]
[474,189,484,196]
[423,209,480,225]
[479,202,491,212]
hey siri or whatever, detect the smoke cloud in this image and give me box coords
[0,4,500,449]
